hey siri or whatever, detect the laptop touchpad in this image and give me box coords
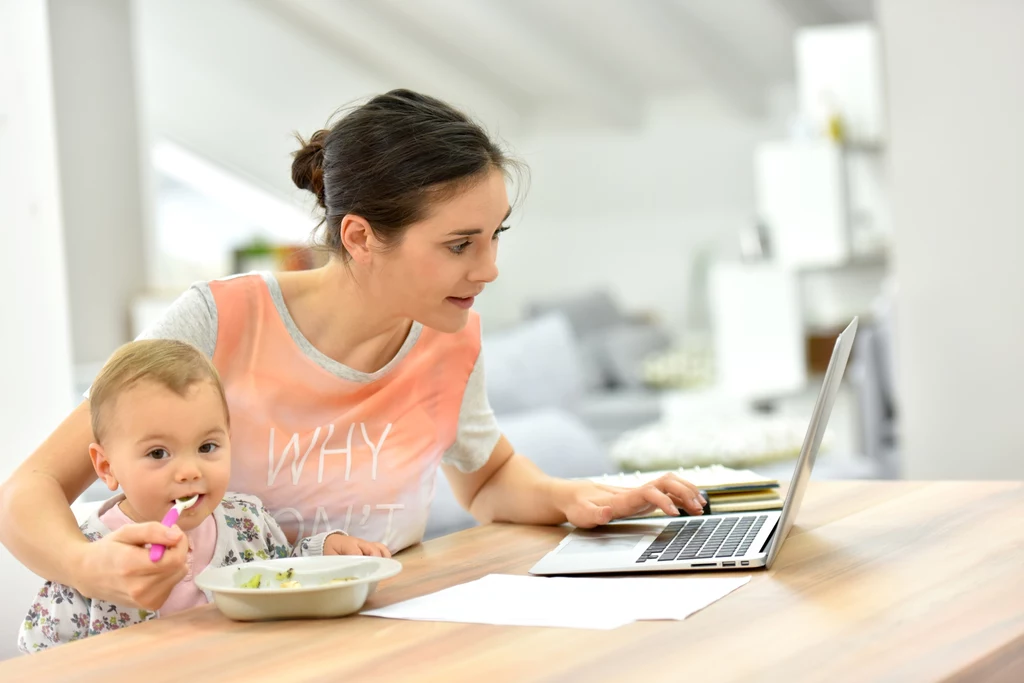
[558,535,646,555]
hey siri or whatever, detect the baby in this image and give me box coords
[19,339,389,653]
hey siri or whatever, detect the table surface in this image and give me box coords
[3,481,1023,683]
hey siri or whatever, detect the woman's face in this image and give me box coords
[369,169,511,333]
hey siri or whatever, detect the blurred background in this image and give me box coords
[2,0,1024,653]
[7,0,1024,486]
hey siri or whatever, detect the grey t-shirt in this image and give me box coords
[137,272,500,473]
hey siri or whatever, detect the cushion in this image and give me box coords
[526,290,626,337]
[592,323,672,389]
[483,313,585,414]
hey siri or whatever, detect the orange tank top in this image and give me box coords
[209,274,481,551]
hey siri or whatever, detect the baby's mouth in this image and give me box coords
[173,494,205,511]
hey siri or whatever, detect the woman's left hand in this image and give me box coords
[559,474,707,529]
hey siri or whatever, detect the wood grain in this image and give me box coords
[2,481,1022,683]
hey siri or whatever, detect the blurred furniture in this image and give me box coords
[524,291,672,446]
[232,239,325,274]
[756,23,889,272]
[796,23,886,144]
[755,140,852,267]
[610,395,815,472]
[847,283,899,478]
[610,383,882,481]
[12,482,1024,680]
[709,263,807,401]
[746,22,890,389]
[640,345,714,391]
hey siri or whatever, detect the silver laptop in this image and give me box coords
[530,317,858,576]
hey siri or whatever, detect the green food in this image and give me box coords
[329,577,357,584]
[240,574,262,589]
[275,569,294,581]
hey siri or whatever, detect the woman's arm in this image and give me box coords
[1,403,103,580]
[0,402,189,608]
[443,435,708,528]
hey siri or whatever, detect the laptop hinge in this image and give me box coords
[759,526,777,554]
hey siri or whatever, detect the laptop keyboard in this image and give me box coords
[636,514,768,563]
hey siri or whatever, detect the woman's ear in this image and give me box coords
[339,214,376,265]
[88,443,119,491]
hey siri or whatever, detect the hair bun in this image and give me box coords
[291,129,329,208]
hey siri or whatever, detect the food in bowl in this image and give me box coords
[196,556,402,621]
[237,568,358,590]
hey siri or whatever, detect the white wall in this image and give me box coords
[133,0,390,210]
[0,0,75,661]
[880,0,1024,478]
[132,0,406,292]
[49,0,147,368]
[132,0,522,210]
[478,93,785,332]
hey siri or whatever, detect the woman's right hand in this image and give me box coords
[75,522,189,610]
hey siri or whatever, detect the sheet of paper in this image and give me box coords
[363,574,750,630]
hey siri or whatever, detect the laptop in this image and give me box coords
[530,317,858,576]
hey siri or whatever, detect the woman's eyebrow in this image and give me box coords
[446,206,512,237]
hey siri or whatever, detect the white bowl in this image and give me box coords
[195,555,402,621]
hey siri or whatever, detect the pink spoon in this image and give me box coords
[149,495,199,562]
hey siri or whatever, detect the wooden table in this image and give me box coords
[3,481,1023,682]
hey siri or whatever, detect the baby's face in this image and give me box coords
[96,379,231,531]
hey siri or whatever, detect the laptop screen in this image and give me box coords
[765,317,858,569]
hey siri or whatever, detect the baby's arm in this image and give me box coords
[251,502,390,557]
[254,503,346,557]
[18,581,92,653]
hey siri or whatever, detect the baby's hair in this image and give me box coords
[89,339,229,442]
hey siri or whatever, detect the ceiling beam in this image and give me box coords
[477,0,646,127]
[253,0,530,128]
[773,0,845,26]
[827,0,876,22]
[371,0,643,128]
[635,1,766,118]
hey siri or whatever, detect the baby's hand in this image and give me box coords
[323,533,391,558]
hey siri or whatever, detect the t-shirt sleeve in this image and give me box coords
[83,284,218,399]
[134,282,218,357]
[441,348,502,473]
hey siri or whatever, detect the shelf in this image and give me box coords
[793,250,889,273]
[841,139,885,153]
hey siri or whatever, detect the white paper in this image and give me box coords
[363,574,750,630]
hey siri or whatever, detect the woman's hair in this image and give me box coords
[291,89,523,256]
[89,339,229,442]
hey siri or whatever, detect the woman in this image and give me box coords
[0,89,705,610]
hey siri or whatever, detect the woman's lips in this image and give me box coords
[446,296,475,309]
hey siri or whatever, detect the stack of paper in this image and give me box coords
[363,574,750,630]
[588,465,783,515]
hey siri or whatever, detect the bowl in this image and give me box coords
[195,555,402,621]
